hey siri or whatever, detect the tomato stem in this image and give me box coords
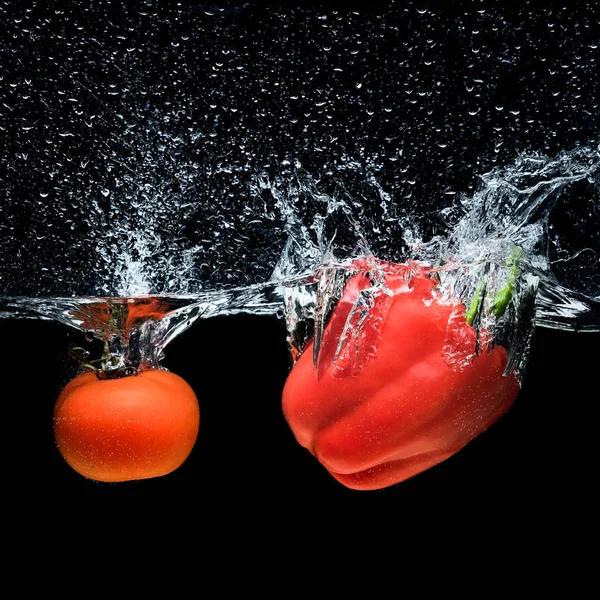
[68,302,142,379]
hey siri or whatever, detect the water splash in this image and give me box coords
[2,141,599,375]
[278,145,599,380]
[424,145,600,332]
[1,3,598,374]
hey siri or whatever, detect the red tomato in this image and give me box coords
[54,369,200,482]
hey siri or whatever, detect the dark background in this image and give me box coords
[3,314,598,521]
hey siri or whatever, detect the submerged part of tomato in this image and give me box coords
[54,369,200,483]
[282,259,521,491]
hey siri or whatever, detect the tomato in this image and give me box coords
[54,369,200,482]
[282,259,521,490]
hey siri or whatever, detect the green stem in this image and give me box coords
[465,281,484,326]
[465,246,523,325]
[69,302,139,380]
[492,247,523,318]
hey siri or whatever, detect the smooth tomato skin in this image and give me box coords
[282,262,521,491]
[54,369,200,483]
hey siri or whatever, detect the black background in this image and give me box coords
[3,313,598,521]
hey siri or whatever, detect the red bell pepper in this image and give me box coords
[282,258,521,490]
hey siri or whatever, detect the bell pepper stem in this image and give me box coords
[492,247,523,317]
[465,246,523,326]
[465,281,484,326]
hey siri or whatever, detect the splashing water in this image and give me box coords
[0,3,598,375]
[277,144,599,381]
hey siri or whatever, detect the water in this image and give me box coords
[1,3,598,375]
[0,281,291,373]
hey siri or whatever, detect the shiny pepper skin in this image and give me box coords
[282,259,521,491]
